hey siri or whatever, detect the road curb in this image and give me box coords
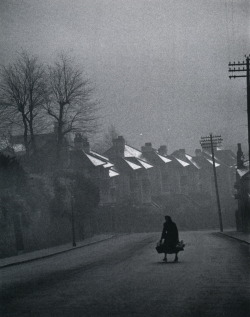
[0,235,116,269]
[219,233,250,245]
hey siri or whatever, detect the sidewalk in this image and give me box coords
[221,230,250,244]
[0,234,115,269]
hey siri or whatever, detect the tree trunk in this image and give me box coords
[56,103,64,166]
[29,119,37,155]
[22,113,29,157]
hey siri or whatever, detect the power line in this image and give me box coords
[228,55,250,162]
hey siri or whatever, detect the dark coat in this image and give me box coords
[161,220,179,248]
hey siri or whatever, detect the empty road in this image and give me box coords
[1,231,250,317]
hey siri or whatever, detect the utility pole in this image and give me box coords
[200,134,223,232]
[228,55,250,166]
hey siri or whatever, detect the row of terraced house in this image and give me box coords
[4,131,238,228]
[70,135,236,217]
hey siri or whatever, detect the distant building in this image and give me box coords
[170,148,200,195]
[1,129,238,226]
[105,136,154,205]
[8,131,70,172]
[235,143,250,232]
[70,134,119,205]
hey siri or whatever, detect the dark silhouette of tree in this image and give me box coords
[73,175,100,214]
[45,54,99,164]
[0,153,27,251]
[0,153,26,190]
[0,51,47,155]
[50,172,100,218]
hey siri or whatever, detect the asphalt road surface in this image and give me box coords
[1,231,250,317]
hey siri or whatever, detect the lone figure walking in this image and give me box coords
[160,215,179,262]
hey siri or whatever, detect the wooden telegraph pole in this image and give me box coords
[200,134,223,232]
[228,55,250,166]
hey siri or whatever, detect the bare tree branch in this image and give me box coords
[46,53,99,163]
[0,51,47,155]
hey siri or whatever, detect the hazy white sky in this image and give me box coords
[0,0,249,154]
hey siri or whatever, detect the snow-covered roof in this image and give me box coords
[85,154,106,166]
[103,162,114,168]
[157,154,172,163]
[203,150,221,163]
[237,168,249,178]
[185,154,201,169]
[136,158,153,169]
[90,151,109,161]
[124,159,142,170]
[124,145,142,158]
[109,169,119,177]
[206,159,220,167]
[174,157,190,167]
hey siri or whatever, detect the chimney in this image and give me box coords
[141,142,153,153]
[74,133,83,150]
[82,137,90,153]
[158,145,167,156]
[112,136,125,157]
[74,133,90,153]
[178,149,185,156]
[237,143,244,169]
[195,149,202,157]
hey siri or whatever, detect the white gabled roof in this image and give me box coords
[109,169,119,177]
[185,154,201,169]
[157,154,171,163]
[86,154,106,166]
[237,168,249,178]
[175,157,190,167]
[124,159,142,170]
[206,159,220,167]
[124,145,142,158]
[90,151,109,161]
[137,158,153,169]
[103,162,114,168]
[203,150,220,162]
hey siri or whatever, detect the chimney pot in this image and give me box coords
[195,149,202,157]
[237,143,244,169]
[141,142,153,153]
[74,134,90,153]
[158,145,167,156]
[112,136,125,157]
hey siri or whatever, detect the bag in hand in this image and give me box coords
[155,240,185,254]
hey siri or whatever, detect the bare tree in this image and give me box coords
[0,51,46,155]
[45,54,98,162]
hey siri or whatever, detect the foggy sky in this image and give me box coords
[0,0,250,154]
